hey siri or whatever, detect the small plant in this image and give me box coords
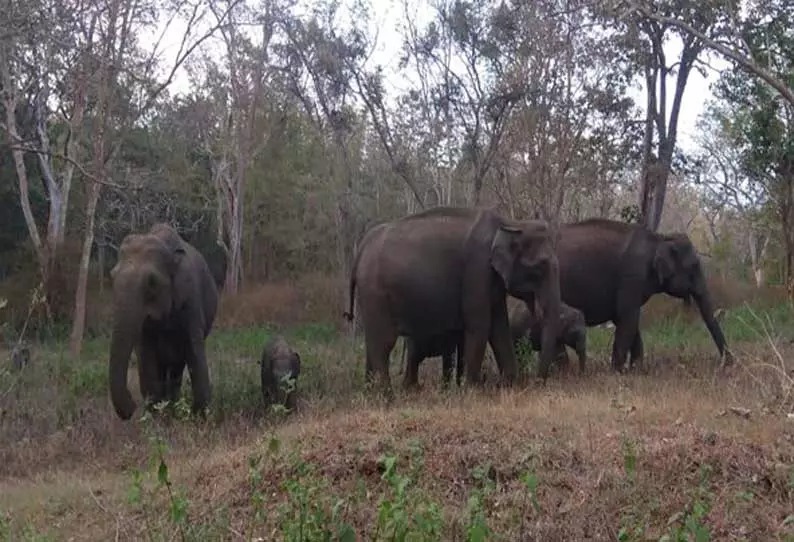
[375,453,443,541]
[520,469,541,515]
[124,408,193,541]
[515,337,535,375]
[276,459,356,541]
[661,465,713,542]
[465,463,497,542]
[0,510,10,540]
[621,433,638,483]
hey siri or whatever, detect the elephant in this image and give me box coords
[344,206,561,396]
[400,331,464,388]
[260,334,301,411]
[508,298,587,373]
[108,223,218,420]
[556,218,731,372]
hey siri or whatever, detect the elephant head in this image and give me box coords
[491,220,560,305]
[491,219,562,378]
[653,233,729,361]
[108,230,186,420]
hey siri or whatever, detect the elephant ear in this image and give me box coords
[491,224,521,288]
[653,240,677,286]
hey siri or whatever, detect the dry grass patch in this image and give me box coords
[3,371,792,541]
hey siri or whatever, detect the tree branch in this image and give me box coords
[625,3,794,106]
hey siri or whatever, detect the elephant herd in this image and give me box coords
[106,207,732,420]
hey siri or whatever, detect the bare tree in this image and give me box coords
[621,0,794,106]
[0,0,94,316]
[69,0,240,354]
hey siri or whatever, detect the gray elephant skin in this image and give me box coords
[557,219,730,371]
[508,299,587,373]
[344,206,561,395]
[401,331,464,388]
[260,335,301,411]
[108,223,218,420]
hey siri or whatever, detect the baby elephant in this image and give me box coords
[260,335,301,411]
[402,331,464,389]
[509,300,587,373]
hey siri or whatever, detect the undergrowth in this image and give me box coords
[1,299,793,540]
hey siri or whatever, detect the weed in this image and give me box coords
[375,453,443,541]
[622,433,638,483]
[661,465,713,542]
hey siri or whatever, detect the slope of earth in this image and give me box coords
[2,366,793,541]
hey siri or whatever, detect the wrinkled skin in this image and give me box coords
[401,331,464,388]
[344,207,561,397]
[260,335,301,411]
[557,219,731,372]
[108,223,218,420]
[508,298,587,373]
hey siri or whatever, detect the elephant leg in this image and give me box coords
[455,338,465,387]
[185,323,212,417]
[441,350,453,388]
[165,360,185,402]
[136,336,161,407]
[611,314,639,373]
[554,344,570,371]
[574,333,587,374]
[629,331,644,371]
[364,322,397,398]
[403,339,422,390]
[155,337,181,403]
[462,329,489,386]
[488,301,518,386]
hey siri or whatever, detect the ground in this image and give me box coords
[0,298,793,541]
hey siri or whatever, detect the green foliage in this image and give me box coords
[375,452,443,541]
[661,465,713,542]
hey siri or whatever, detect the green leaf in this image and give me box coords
[337,524,356,542]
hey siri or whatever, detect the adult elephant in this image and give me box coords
[556,219,731,372]
[108,223,218,420]
[344,206,561,396]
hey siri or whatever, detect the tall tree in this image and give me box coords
[606,0,735,231]
[0,0,93,316]
[707,3,794,293]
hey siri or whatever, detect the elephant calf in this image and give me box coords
[509,300,587,373]
[260,335,301,411]
[403,331,464,388]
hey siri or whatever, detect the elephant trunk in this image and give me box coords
[692,287,727,358]
[537,262,562,381]
[109,303,142,420]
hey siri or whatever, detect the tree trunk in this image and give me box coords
[748,228,769,288]
[69,180,101,355]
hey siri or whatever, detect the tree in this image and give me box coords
[620,0,794,106]
[603,0,736,231]
[705,2,794,293]
[68,0,238,354]
[0,0,94,316]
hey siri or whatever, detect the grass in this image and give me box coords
[1,296,793,540]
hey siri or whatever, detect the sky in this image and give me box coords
[145,0,731,154]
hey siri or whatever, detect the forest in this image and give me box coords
[1,0,793,540]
